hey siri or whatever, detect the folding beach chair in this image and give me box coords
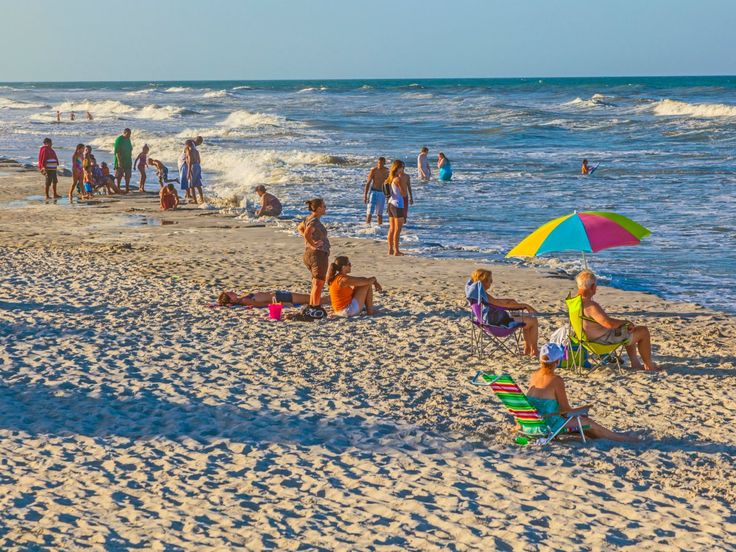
[565,294,629,374]
[469,301,525,359]
[471,371,591,446]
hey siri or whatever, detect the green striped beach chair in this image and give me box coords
[471,372,591,446]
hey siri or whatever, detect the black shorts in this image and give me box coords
[388,204,403,218]
[44,170,58,186]
[274,290,294,304]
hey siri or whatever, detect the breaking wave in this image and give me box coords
[652,99,736,118]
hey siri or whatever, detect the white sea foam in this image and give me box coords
[125,88,157,97]
[0,97,49,109]
[298,86,328,93]
[164,86,193,93]
[219,110,284,128]
[563,94,613,108]
[51,100,188,121]
[203,90,230,99]
[652,99,736,118]
[402,92,434,100]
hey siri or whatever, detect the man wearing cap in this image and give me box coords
[255,185,282,217]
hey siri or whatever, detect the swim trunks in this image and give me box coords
[367,189,385,217]
[335,298,360,317]
[44,169,58,186]
[190,163,203,187]
[179,164,189,190]
[592,326,631,345]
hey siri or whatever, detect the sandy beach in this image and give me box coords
[1,165,735,549]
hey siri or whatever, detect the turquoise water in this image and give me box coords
[1,77,735,312]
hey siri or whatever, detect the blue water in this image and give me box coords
[1,77,735,312]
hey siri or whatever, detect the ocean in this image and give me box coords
[1,77,735,312]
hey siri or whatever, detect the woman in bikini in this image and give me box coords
[217,290,328,308]
[526,343,643,442]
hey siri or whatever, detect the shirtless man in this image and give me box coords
[417,146,431,181]
[363,156,389,225]
[575,270,660,371]
[187,136,204,204]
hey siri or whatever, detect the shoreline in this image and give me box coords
[0,164,726,318]
[1,167,735,548]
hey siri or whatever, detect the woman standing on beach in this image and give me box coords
[298,198,330,319]
[386,160,406,256]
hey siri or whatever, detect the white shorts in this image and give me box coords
[335,298,360,317]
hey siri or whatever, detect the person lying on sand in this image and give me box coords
[466,268,539,356]
[217,290,329,308]
[526,343,643,442]
[574,270,660,371]
[327,256,382,317]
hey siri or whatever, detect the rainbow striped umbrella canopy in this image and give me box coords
[507,211,650,259]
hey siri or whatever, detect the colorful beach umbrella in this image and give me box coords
[506,211,650,266]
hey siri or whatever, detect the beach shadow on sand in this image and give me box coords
[0,380,409,453]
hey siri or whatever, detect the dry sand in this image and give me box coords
[0,166,734,550]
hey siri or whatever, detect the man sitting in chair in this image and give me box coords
[575,270,660,372]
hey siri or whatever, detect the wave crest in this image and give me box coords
[652,99,736,118]
[220,110,284,127]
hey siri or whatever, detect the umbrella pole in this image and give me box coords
[582,251,588,269]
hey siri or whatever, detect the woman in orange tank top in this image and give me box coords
[326,256,382,317]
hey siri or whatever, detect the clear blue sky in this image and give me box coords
[2,0,735,81]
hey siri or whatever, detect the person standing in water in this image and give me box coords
[297,198,330,319]
[38,138,60,200]
[438,152,452,181]
[363,156,389,226]
[417,146,431,181]
[386,160,407,256]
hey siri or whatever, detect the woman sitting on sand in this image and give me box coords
[527,343,642,442]
[217,290,328,308]
[327,256,382,317]
[466,268,539,356]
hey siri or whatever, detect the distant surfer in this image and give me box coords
[56,111,61,123]
[581,159,599,175]
[70,111,75,121]
[86,111,93,121]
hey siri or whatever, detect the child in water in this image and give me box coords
[134,144,150,192]
[581,159,591,175]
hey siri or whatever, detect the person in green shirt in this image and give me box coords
[114,128,133,193]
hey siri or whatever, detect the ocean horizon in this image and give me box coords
[2,76,735,312]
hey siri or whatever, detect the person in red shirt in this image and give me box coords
[38,138,60,199]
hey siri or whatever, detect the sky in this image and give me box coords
[1,0,735,82]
